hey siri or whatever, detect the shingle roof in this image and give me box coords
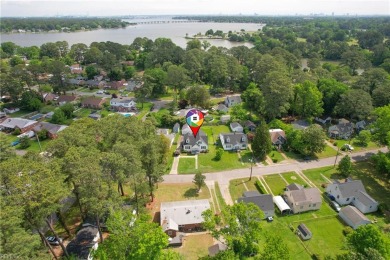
[183,130,208,146]
[33,122,67,134]
[57,95,78,103]
[286,183,303,191]
[339,205,370,226]
[160,199,210,226]
[110,98,135,105]
[226,95,242,103]
[0,118,37,129]
[336,180,366,198]
[269,129,286,144]
[220,133,247,145]
[285,187,322,204]
[230,122,242,129]
[238,193,274,212]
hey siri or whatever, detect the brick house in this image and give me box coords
[81,97,107,109]
[0,118,38,134]
[32,122,67,139]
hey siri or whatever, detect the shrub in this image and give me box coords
[343,226,353,236]
[333,142,338,146]
[13,128,21,135]
[255,180,266,194]
[272,159,278,163]
[19,136,31,149]
[214,148,224,161]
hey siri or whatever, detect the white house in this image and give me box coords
[219,133,247,151]
[225,95,242,108]
[182,131,208,154]
[339,205,371,229]
[284,185,322,213]
[110,98,136,112]
[326,180,378,214]
[230,122,243,133]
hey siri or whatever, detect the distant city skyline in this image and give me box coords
[1,0,389,17]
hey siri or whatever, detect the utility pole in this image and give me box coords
[35,131,43,153]
[249,151,255,181]
[333,147,340,167]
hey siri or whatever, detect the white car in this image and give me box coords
[343,144,354,151]
[96,90,104,94]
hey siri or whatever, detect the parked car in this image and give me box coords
[330,201,341,212]
[81,222,108,232]
[46,236,62,246]
[324,191,335,201]
[96,90,104,94]
[343,144,354,151]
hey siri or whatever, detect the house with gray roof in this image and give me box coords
[215,103,228,113]
[219,133,248,151]
[208,243,228,257]
[172,122,180,133]
[230,122,243,133]
[182,130,208,154]
[32,122,67,139]
[326,179,378,214]
[225,95,242,108]
[220,115,231,123]
[110,98,136,112]
[328,118,355,139]
[269,129,286,148]
[0,118,38,133]
[339,205,371,229]
[238,191,274,218]
[244,120,256,132]
[160,199,210,245]
[181,124,192,135]
[284,184,322,213]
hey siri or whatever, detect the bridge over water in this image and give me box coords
[135,20,199,24]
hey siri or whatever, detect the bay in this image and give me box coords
[0,18,263,49]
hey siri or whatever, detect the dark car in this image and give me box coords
[46,236,62,246]
[330,201,341,212]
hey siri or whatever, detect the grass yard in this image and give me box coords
[78,87,96,93]
[299,217,347,258]
[333,138,381,152]
[303,166,342,191]
[197,125,252,173]
[282,171,308,187]
[73,108,92,118]
[172,234,214,260]
[315,144,338,159]
[229,178,258,203]
[269,150,285,163]
[154,183,211,203]
[178,158,197,174]
[263,174,286,195]
[16,138,51,152]
[214,182,227,211]
[8,110,32,118]
[136,102,153,119]
[285,150,303,160]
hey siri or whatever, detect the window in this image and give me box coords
[185,145,191,150]
[337,195,340,199]
[300,206,303,209]
[313,203,316,207]
[201,146,206,149]
[226,145,231,148]
[346,198,350,201]
[167,231,172,235]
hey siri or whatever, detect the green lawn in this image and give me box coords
[178,158,197,174]
[282,172,308,187]
[8,110,32,118]
[16,138,51,152]
[269,150,284,163]
[333,138,381,152]
[299,217,347,258]
[263,174,286,195]
[197,125,251,173]
[229,178,258,203]
[315,144,338,159]
[40,105,56,114]
[136,102,153,119]
[285,150,303,160]
[154,183,211,202]
[73,108,92,118]
[303,166,342,191]
[172,234,214,260]
[78,87,96,93]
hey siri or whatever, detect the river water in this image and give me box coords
[0,18,263,49]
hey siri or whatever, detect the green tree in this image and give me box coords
[48,60,70,94]
[252,120,272,161]
[69,43,88,64]
[84,46,103,64]
[186,85,210,108]
[124,66,136,80]
[372,84,390,107]
[353,68,390,95]
[60,102,74,119]
[338,155,353,177]
[341,49,366,75]
[335,89,373,120]
[186,39,202,50]
[214,148,224,161]
[371,105,390,145]
[230,103,248,121]
[241,82,265,116]
[85,65,99,79]
[347,225,390,258]
[19,136,31,149]
[300,124,327,156]
[0,133,16,162]
[193,172,206,192]
[165,65,190,92]
[356,130,371,147]
[292,81,323,118]
[94,210,170,260]
[317,79,349,115]
[202,202,264,257]
[259,235,290,260]
[1,41,17,56]
[50,109,67,124]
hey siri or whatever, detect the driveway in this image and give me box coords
[163,147,388,205]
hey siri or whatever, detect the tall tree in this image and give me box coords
[186,85,210,108]
[193,172,206,192]
[335,89,373,120]
[252,120,272,161]
[202,202,264,257]
[241,82,265,116]
[292,80,323,118]
[260,235,290,260]
[371,105,390,146]
[317,79,349,115]
[165,65,190,92]
[337,155,353,177]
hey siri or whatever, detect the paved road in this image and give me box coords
[163,147,388,205]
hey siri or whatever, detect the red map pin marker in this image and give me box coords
[186,109,204,137]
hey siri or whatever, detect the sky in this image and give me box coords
[1,0,389,17]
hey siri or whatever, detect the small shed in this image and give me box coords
[173,123,180,133]
[208,243,228,257]
[220,115,231,123]
[273,196,291,214]
[297,223,312,240]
